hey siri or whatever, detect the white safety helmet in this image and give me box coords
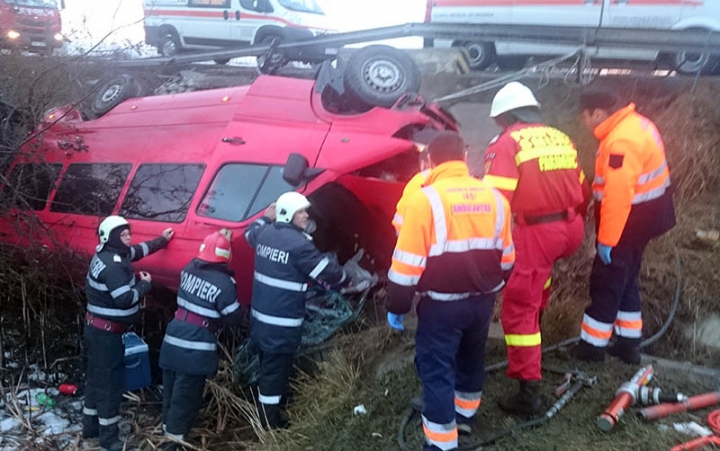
[276,192,311,224]
[490,82,541,118]
[98,215,129,244]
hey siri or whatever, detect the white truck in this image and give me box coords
[425,0,720,74]
[143,0,332,64]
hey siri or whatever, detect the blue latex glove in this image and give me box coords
[597,244,613,265]
[387,312,405,331]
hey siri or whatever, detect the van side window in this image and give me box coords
[51,163,131,216]
[2,163,62,211]
[198,164,293,222]
[188,0,231,7]
[120,163,204,223]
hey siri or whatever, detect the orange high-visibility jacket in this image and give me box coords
[392,169,430,233]
[387,161,515,314]
[593,104,673,247]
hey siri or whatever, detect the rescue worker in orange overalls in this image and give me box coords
[387,131,515,450]
[392,146,431,234]
[573,88,675,364]
[482,82,589,415]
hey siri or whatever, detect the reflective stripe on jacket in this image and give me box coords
[159,258,243,376]
[393,169,430,233]
[387,161,514,314]
[85,237,167,325]
[483,123,587,216]
[592,104,675,246]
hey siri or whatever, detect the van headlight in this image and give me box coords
[53,33,63,42]
[8,30,20,40]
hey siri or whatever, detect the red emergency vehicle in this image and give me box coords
[0,47,457,303]
[0,0,64,53]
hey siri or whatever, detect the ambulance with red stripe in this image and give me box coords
[143,0,331,62]
[425,0,720,74]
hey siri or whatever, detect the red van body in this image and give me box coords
[0,75,457,304]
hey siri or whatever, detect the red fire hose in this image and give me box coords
[639,391,720,421]
[669,409,720,451]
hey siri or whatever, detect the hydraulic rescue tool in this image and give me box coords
[639,391,720,421]
[637,387,688,406]
[598,365,654,431]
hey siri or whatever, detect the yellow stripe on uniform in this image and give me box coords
[505,332,542,347]
[543,276,552,290]
[483,174,518,191]
[515,147,577,166]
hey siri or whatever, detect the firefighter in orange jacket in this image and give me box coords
[387,131,514,450]
[573,88,675,364]
[483,82,588,415]
[392,147,430,234]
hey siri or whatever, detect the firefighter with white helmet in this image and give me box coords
[484,82,590,416]
[159,229,244,449]
[244,191,351,429]
[83,216,173,450]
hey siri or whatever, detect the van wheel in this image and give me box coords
[673,51,719,75]
[90,74,141,118]
[342,45,421,110]
[159,32,181,57]
[456,41,496,71]
[256,33,287,74]
[214,58,230,65]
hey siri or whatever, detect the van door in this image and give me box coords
[603,0,683,29]
[181,0,234,48]
[505,0,604,56]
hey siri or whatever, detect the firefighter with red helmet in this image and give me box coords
[83,216,173,450]
[159,229,243,448]
[572,88,675,364]
[244,192,351,429]
[483,82,588,415]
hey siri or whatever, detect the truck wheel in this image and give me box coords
[456,41,496,71]
[90,74,141,118]
[256,33,287,74]
[342,45,421,110]
[214,58,231,65]
[159,32,181,57]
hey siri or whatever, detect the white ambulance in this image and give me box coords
[426,0,720,74]
[143,0,332,63]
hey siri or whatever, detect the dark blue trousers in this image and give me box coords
[415,295,495,451]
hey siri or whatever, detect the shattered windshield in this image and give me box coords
[278,0,323,14]
[3,0,58,7]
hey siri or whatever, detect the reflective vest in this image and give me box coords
[387,161,514,312]
[592,104,674,246]
[392,169,430,233]
[483,123,587,217]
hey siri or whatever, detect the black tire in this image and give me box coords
[672,51,719,75]
[256,33,286,75]
[159,31,181,57]
[90,74,141,118]
[342,45,421,110]
[454,41,495,71]
[214,58,231,65]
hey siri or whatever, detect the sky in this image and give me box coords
[60,0,426,52]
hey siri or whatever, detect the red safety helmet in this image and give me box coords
[197,228,232,263]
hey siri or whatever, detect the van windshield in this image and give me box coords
[3,0,58,7]
[278,0,323,15]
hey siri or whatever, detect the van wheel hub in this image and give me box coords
[101,84,122,103]
[363,59,403,93]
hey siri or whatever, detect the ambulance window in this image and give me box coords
[2,163,62,211]
[188,0,230,7]
[120,163,205,223]
[51,163,131,216]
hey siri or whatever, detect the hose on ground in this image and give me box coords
[397,247,683,451]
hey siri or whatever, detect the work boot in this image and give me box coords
[607,337,641,365]
[569,340,606,363]
[410,396,424,412]
[101,440,125,451]
[258,404,289,430]
[498,380,543,416]
[457,421,472,436]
